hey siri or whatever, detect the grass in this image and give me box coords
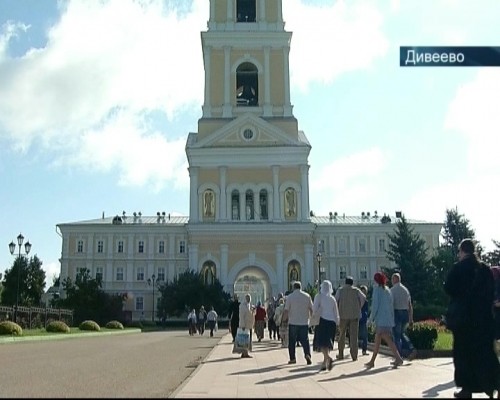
[12,327,137,337]
[434,331,453,351]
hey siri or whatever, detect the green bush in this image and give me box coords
[105,320,124,330]
[46,320,70,333]
[79,320,100,331]
[407,321,438,350]
[0,321,23,336]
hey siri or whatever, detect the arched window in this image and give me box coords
[259,189,268,220]
[202,261,216,285]
[288,260,301,290]
[245,190,254,220]
[231,190,240,220]
[236,0,256,23]
[236,62,258,106]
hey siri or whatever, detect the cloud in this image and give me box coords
[284,0,389,91]
[0,0,206,171]
[310,147,389,213]
[444,69,500,174]
[43,261,61,288]
[403,69,500,251]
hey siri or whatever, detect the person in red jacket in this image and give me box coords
[254,302,267,342]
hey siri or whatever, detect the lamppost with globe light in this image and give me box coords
[147,274,159,322]
[8,233,32,324]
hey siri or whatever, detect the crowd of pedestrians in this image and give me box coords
[183,240,500,397]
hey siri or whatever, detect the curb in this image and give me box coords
[0,328,142,345]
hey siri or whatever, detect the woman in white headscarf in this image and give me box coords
[312,280,340,371]
[238,293,256,358]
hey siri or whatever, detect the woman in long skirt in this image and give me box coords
[312,280,339,371]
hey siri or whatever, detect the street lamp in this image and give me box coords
[316,252,323,292]
[147,274,157,322]
[8,233,32,324]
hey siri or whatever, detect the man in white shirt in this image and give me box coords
[390,272,416,360]
[283,281,314,365]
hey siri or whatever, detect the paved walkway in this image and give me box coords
[172,332,491,398]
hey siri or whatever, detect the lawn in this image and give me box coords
[10,327,140,337]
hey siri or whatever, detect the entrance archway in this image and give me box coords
[233,267,270,305]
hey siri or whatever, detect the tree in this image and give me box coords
[157,270,231,318]
[54,268,126,325]
[428,208,479,310]
[384,214,432,308]
[441,207,476,256]
[1,255,46,307]
[484,240,500,266]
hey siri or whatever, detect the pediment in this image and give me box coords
[192,113,301,148]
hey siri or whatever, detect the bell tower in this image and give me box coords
[201,0,293,122]
[186,0,312,227]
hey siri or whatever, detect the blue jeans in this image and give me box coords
[393,309,414,357]
[358,321,368,353]
[288,324,311,361]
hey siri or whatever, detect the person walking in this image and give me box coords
[335,276,366,361]
[283,281,313,365]
[444,238,500,398]
[312,280,340,371]
[274,297,288,347]
[187,309,197,336]
[238,293,256,359]
[390,272,417,360]
[267,297,278,340]
[229,294,240,342]
[254,302,267,342]
[358,285,369,356]
[206,306,218,337]
[197,306,207,335]
[365,272,404,369]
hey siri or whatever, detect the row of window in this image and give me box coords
[83,263,380,285]
[317,238,387,254]
[80,264,213,283]
[76,240,186,255]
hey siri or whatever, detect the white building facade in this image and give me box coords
[57,0,442,321]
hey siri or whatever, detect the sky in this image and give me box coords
[1,0,499,289]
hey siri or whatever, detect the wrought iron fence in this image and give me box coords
[0,305,73,329]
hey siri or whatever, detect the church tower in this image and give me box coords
[185,0,314,299]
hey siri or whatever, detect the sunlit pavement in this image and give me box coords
[172,332,492,398]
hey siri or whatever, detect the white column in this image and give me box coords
[283,46,292,116]
[227,0,233,22]
[276,244,284,292]
[202,46,212,118]
[239,191,245,221]
[272,166,280,221]
[253,189,259,220]
[222,46,232,117]
[210,0,215,23]
[300,164,310,221]
[263,46,272,116]
[259,0,265,26]
[189,167,199,222]
[220,244,229,287]
[219,166,227,221]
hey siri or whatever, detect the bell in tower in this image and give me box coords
[237,0,256,23]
